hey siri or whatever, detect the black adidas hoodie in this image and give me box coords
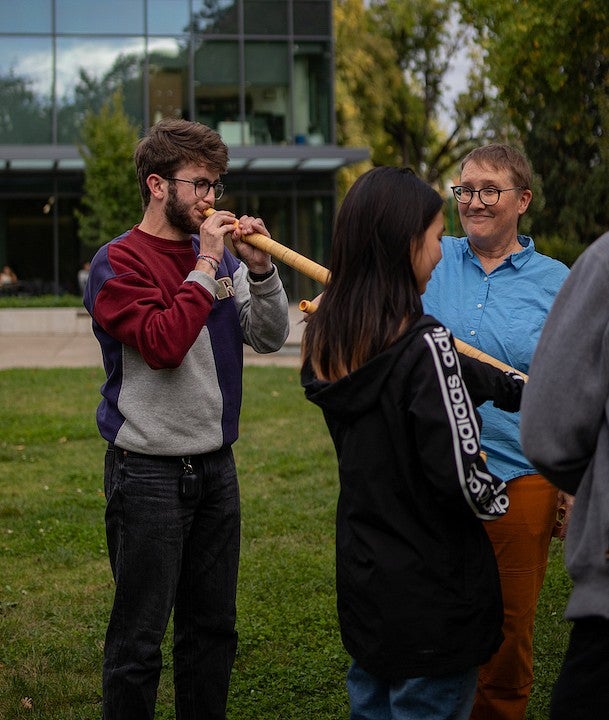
[302,315,508,681]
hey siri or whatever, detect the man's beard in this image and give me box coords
[165,183,200,235]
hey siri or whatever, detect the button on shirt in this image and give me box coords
[422,235,569,482]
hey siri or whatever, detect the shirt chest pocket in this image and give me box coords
[502,304,545,372]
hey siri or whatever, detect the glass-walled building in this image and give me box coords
[0,0,367,299]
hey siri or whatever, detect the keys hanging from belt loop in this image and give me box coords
[179,456,199,500]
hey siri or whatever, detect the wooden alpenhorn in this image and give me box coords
[203,208,527,380]
[204,208,329,285]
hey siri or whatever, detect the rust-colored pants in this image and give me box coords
[471,473,558,720]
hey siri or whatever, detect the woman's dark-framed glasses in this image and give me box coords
[451,185,524,206]
[165,177,225,200]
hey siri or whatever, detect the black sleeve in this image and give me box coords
[409,326,510,520]
[459,353,525,412]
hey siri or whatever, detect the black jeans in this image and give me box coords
[550,616,609,720]
[102,444,240,720]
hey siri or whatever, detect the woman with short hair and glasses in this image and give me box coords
[423,143,572,720]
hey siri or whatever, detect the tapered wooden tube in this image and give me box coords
[298,299,318,314]
[205,208,526,379]
[298,301,527,380]
[203,207,330,285]
[454,339,528,381]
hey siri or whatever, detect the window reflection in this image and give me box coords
[294,1,331,35]
[0,37,53,143]
[0,1,332,146]
[244,0,288,34]
[148,38,189,123]
[293,42,331,144]
[148,0,191,35]
[191,0,238,34]
[56,37,145,142]
[56,0,145,34]
[0,1,51,33]
[194,40,242,139]
[245,42,289,144]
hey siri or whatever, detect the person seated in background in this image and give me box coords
[1,265,18,286]
[0,265,19,294]
[77,261,90,294]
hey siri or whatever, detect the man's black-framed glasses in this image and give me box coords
[451,185,524,206]
[165,177,225,200]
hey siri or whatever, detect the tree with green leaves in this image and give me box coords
[460,0,609,244]
[334,0,495,189]
[0,69,52,143]
[75,91,142,249]
[57,54,144,144]
[334,0,383,196]
[366,0,490,182]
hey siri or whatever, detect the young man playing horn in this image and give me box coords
[423,144,572,720]
[84,118,289,720]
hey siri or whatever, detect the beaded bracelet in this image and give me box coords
[197,254,219,272]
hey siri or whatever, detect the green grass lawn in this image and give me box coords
[0,367,572,719]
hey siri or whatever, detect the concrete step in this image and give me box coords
[0,305,304,369]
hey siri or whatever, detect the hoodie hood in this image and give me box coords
[302,315,440,422]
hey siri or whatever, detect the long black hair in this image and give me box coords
[303,166,443,381]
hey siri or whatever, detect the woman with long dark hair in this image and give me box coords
[301,166,512,720]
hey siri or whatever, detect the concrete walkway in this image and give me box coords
[0,305,304,370]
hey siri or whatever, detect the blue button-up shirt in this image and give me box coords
[423,235,569,482]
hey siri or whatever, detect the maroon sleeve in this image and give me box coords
[90,239,215,369]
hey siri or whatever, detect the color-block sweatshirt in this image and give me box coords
[84,225,289,456]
